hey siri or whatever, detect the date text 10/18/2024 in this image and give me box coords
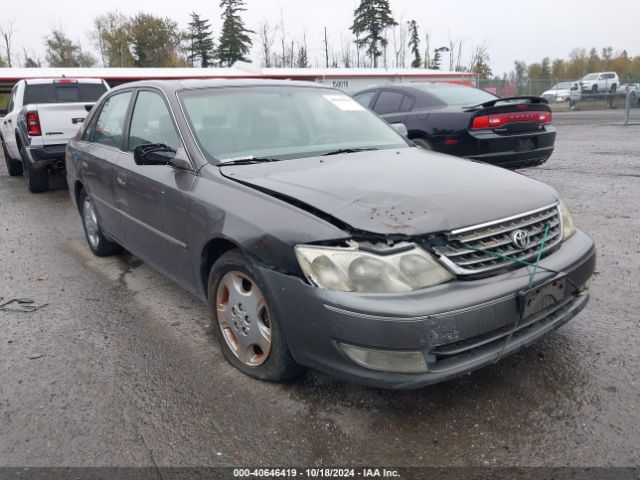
[233,468,401,478]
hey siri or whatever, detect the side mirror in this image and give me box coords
[390,123,408,137]
[133,143,177,166]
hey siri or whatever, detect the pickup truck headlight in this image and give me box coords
[558,199,576,240]
[295,244,454,293]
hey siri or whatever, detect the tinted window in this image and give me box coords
[414,84,497,106]
[128,91,180,151]
[23,83,107,104]
[373,91,405,114]
[93,92,132,148]
[354,92,377,108]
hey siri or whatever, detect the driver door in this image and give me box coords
[114,89,198,290]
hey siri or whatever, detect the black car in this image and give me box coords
[354,83,556,169]
[66,80,594,389]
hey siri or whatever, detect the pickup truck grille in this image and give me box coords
[434,204,562,276]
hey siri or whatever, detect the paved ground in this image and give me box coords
[1,110,639,467]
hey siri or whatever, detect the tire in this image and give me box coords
[610,84,617,93]
[20,144,49,193]
[79,189,122,257]
[208,249,303,382]
[2,138,23,176]
[591,85,598,94]
[412,137,433,150]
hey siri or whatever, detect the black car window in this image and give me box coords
[373,91,405,114]
[354,92,377,108]
[92,92,132,148]
[23,83,107,104]
[128,91,180,152]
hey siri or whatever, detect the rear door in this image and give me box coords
[81,90,133,243]
[371,89,414,124]
[2,85,20,158]
[115,89,197,289]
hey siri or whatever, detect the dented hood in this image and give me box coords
[219,148,559,236]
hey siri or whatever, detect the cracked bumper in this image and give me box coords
[259,230,596,389]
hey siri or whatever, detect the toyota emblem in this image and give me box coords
[511,229,531,249]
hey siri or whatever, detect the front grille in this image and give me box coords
[434,204,562,276]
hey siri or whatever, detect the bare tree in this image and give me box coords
[424,32,431,69]
[392,16,407,68]
[0,20,15,67]
[323,27,329,68]
[278,10,287,68]
[258,21,276,67]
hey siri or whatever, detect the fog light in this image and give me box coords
[340,343,428,373]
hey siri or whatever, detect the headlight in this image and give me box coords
[558,199,576,240]
[294,244,454,293]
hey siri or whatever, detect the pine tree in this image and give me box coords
[216,0,253,67]
[350,0,397,68]
[188,12,215,67]
[407,20,421,68]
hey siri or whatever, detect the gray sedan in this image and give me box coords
[66,79,595,389]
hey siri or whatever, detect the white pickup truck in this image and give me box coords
[1,78,109,192]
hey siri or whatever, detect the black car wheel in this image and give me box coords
[610,84,617,93]
[79,189,122,256]
[2,139,23,177]
[208,249,303,382]
[20,144,49,193]
[591,85,598,94]
[412,138,433,150]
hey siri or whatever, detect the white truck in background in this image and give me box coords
[1,78,109,192]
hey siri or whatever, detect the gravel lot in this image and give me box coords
[0,110,638,467]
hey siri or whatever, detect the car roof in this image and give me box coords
[110,78,329,94]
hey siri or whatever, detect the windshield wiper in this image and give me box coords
[322,147,379,156]
[219,157,282,166]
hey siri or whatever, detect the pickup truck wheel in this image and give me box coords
[208,250,304,382]
[412,138,433,150]
[79,190,122,257]
[21,145,49,193]
[2,140,23,176]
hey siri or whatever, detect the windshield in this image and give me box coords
[582,74,599,80]
[179,86,408,162]
[551,82,573,89]
[24,83,107,104]
[413,83,498,106]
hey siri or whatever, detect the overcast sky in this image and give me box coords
[3,0,639,74]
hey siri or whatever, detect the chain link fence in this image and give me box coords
[478,78,640,123]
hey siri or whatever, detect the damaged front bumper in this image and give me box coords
[259,230,596,389]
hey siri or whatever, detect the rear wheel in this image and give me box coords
[412,137,433,150]
[2,139,23,176]
[209,250,303,382]
[79,189,122,256]
[20,144,49,193]
[610,84,617,93]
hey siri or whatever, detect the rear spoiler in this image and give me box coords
[463,96,549,112]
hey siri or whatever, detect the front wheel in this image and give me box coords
[591,85,598,94]
[79,189,122,256]
[209,250,303,382]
